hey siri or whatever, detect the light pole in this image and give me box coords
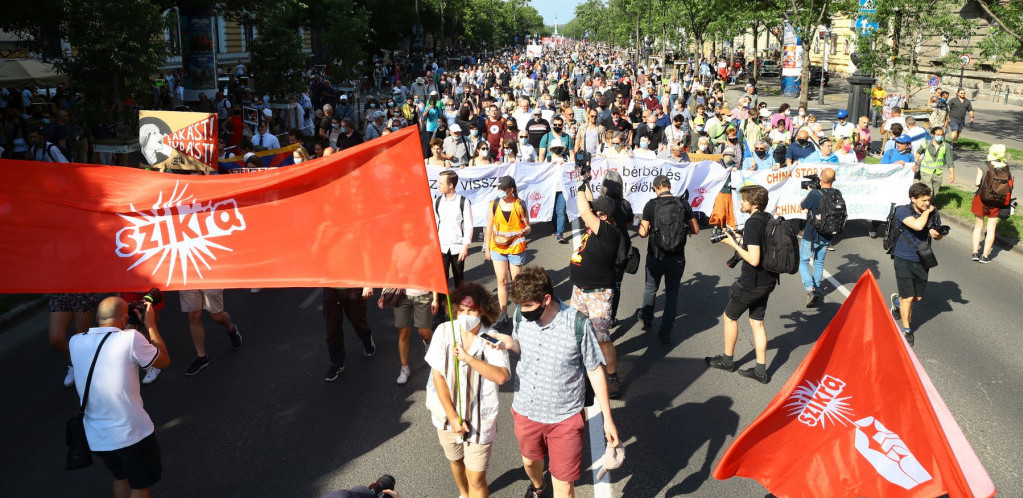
[646,0,653,67]
[818,29,829,105]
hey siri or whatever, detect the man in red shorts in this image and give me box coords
[494,266,620,498]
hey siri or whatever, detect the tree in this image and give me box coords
[976,0,1023,64]
[248,1,307,102]
[781,0,858,107]
[855,0,976,99]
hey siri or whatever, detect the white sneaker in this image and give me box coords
[63,365,75,388]
[142,367,161,385]
[250,288,262,294]
[396,365,411,385]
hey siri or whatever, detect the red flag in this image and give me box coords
[714,270,995,498]
[0,127,447,294]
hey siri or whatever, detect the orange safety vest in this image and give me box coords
[490,198,527,255]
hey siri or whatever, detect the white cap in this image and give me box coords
[262,108,272,117]
[340,94,348,100]
[550,137,564,148]
[449,123,462,132]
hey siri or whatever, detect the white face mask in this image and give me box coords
[457,314,482,332]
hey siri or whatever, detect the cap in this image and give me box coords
[243,152,256,161]
[759,108,772,118]
[894,134,912,144]
[988,143,1007,165]
[549,137,564,148]
[416,77,425,84]
[262,108,272,117]
[532,108,542,114]
[371,110,386,120]
[430,90,439,96]
[721,146,737,157]
[392,86,400,93]
[595,444,625,480]
[497,175,516,190]
[591,196,617,216]
[836,109,849,119]
[340,94,348,100]
[652,174,671,188]
[449,123,462,132]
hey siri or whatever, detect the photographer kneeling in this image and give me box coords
[890,183,947,347]
[799,168,838,308]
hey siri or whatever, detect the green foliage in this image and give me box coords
[60,0,169,134]
[855,0,976,99]
[248,1,307,102]
[976,0,1023,64]
[304,0,371,81]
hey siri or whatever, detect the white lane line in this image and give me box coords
[586,404,612,497]
[575,217,613,496]
[822,269,851,298]
[299,288,323,309]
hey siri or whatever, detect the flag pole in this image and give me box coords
[446,294,463,432]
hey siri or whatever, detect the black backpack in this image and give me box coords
[434,195,469,238]
[760,213,799,274]
[882,203,907,256]
[812,188,848,236]
[651,196,689,253]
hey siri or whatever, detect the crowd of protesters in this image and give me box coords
[8,38,1013,498]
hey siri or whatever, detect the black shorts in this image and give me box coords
[894,256,928,299]
[724,281,773,321]
[94,433,162,489]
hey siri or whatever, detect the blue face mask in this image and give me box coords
[934,135,944,143]
[339,126,346,133]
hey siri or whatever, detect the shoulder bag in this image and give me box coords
[66,331,113,470]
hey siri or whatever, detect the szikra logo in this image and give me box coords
[115,181,246,285]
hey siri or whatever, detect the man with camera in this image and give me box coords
[638,175,699,344]
[705,185,779,384]
[799,168,839,308]
[69,296,170,497]
[890,183,947,347]
[570,182,623,398]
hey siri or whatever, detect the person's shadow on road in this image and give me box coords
[619,393,739,496]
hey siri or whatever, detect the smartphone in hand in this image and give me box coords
[478,332,501,346]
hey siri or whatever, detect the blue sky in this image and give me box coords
[532,0,582,26]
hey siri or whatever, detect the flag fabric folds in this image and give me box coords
[218,143,300,173]
[713,270,995,498]
[0,127,447,294]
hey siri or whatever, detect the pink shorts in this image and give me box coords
[512,408,585,482]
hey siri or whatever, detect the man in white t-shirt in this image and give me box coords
[69,297,170,496]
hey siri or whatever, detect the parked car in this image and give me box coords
[757,59,781,77]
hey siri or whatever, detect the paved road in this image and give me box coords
[1,211,1022,496]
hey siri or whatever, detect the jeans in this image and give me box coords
[553,192,567,237]
[641,255,686,333]
[799,235,829,292]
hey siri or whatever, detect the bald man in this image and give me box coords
[799,167,839,308]
[68,297,170,498]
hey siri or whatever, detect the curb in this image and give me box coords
[0,297,48,333]
[941,212,1022,255]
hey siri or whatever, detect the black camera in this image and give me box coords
[366,475,396,497]
[726,252,743,268]
[710,226,737,243]
[127,288,163,328]
[575,150,592,183]
[801,174,821,190]
[925,210,951,236]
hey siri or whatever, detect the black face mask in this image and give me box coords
[552,126,563,133]
[755,150,767,158]
[796,138,809,146]
[520,300,547,322]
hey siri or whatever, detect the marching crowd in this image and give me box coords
[19,40,1015,498]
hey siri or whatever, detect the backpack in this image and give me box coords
[434,195,469,238]
[651,196,689,254]
[812,188,848,236]
[882,203,908,256]
[514,308,594,407]
[979,165,1013,207]
[760,213,799,274]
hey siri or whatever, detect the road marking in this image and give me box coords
[576,217,613,496]
[822,269,851,298]
[299,288,322,309]
[586,404,612,497]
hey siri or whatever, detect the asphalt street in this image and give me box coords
[1,209,1022,497]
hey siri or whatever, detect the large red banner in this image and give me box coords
[0,127,448,294]
[714,271,995,497]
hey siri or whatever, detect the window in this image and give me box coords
[830,34,837,55]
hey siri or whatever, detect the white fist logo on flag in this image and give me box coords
[853,417,933,490]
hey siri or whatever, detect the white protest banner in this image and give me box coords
[426,163,562,227]
[729,162,914,226]
[562,157,730,223]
